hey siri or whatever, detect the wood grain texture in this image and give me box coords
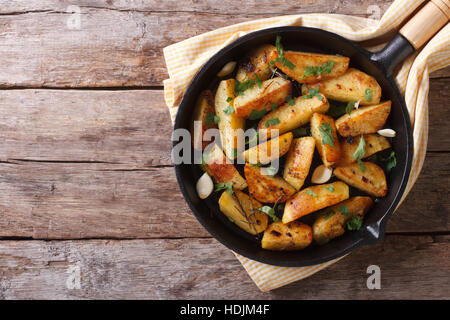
[0,0,447,88]
[0,152,447,239]
[0,235,448,299]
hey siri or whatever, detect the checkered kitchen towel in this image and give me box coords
[163,0,450,292]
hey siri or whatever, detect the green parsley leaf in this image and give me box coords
[214,115,220,124]
[248,109,267,120]
[324,210,335,220]
[380,151,397,172]
[365,88,373,101]
[226,97,233,102]
[205,112,216,125]
[271,102,278,111]
[303,87,322,100]
[292,127,308,138]
[285,95,295,106]
[319,122,335,148]
[259,205,280,222]
[223,105,234,115]
[253,73,262,88]
[358,159,366,173]
[338,204,349,217]
[214,182,233,195]
[271,35,296,70]
[303,61,335,78]
[326,102,347,118]
[306,190,318,197]
[265,118,280,127]
[232,148,238,158]
[345,100,356,115]
[347,216,362,230]
[324,185,335,192]
[352,135,366,160]
[251,162,263,167]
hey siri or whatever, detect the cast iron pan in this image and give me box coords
[173,1,449,266]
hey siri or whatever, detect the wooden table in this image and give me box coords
[0,1,448,300]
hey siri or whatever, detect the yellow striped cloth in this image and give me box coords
[163,0,449,292]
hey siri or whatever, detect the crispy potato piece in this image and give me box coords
[215,79,245,159]
[313,196,373,245]
[244,164,296,204]
[218,190,268,235]
[190,90,217,150]
[236,44,276,82]
[335,101,391,137]
[234,77,292,118]
[268,50,349,84]
[243,132,293,165]
[261,221,312,251]
[302,68,382,105]
[282,181,349,223]
[337,134,391,166]
[203,144,247,190]
[283,137,315,190]
[311,113,341,167]
[257,93,329,140]
[334,161,387,197]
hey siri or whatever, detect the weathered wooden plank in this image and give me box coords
[0,1,447,88]
[0,151,447,239]
[0,79,447,168]
[0,235,448,299]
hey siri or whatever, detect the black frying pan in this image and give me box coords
[173,1,449,267]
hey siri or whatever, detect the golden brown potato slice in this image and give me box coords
[203,144,247,190]
[244,164,296,204]
[218,190,268,235]
[335,101,391,137]
[334,161,387,197]
[283,137,316,190]
[257,93,329,140]
[261,221,312,251]
[313,196,373,245]
[236,44,276,82]
[337,134,391,166]
[215,79,245,159]
[302,68,382,105]
[311,113,341,167]
[282,181,349,223]
[233,77,292,118]
[243,132,293,165]
[190,90,217,150]
[268,50,349,84]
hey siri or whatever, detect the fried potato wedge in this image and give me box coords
[337,134,391,166]
[215,79,245,159]
[244,164,296,204]
[283,137,316,190]
[234,77,292,118]
[203,144,247,190]
[243,132,293,165]
[218,190,268,235]
[311,113,341,167]
[313,196,373,245]
[190,90,217,150]
[261,221,312,251]
[269,50,350,84]
[236,44,276,82]
[282,181,349,223]
[334,161,387,197]
[335,101,391,137]
[257,93,329,140]
[302,68,382,105]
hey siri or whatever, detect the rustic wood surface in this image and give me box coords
[0,0,448,299]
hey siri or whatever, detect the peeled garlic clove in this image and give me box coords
[311,165,333,184]
[217,61,236,77]
[377,129,396,138]
[196,172,214,199]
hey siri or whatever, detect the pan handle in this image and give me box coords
[372,0,449,75]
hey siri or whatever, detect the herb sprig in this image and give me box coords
[269,36,296,70]
[303,61,335,78]
[319,122,335,148]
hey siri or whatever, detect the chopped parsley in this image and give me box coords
[353,136,366,172]
[205,112,216,125]
[226,97,233,102]
[347,216,363,230]
[248,109,267,120]
[306,190,318,197]
[358,159,366,173]
[214,182,233,195]
[324,210,335,220]
[214,115,220,124]
[319,122,335,148]
[271,102,278,111]
[259,205,280,222]
[265,118,280,127]
[338,204,349,217]
[303,87,322,100]
[269,35,296,70]
[234,73,262,95]
[232,148,238,158]
[365,88,373,101]
[303,61,335,78]
[381,150,397,172]
[326,102,347,118]
[223,105,234,115]
[345,100,356,115]
[324,185,335,192]
[251,162,263,167]
[285,95,295,106]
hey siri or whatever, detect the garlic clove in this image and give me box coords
[377,129,396,138]
[311,165,333,184]
[217,61,236,77]
[196,173,214,199]
[354,100,361,109]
